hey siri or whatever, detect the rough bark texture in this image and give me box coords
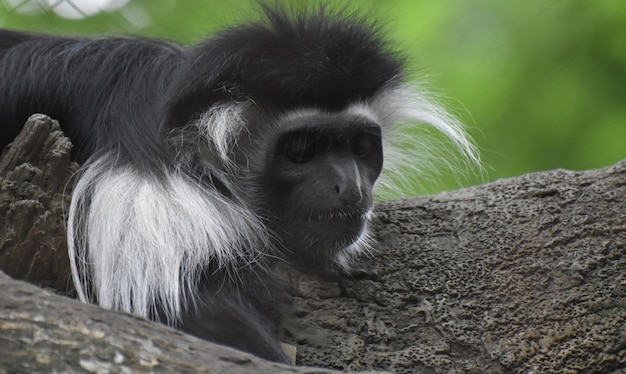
[287,161,626,373]
[0,114,77,294]
[1,114,625,373]
[0,271,345,374]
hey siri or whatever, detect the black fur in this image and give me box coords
[164,8,403,127]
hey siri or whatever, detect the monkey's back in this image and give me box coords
[0,29,186,164]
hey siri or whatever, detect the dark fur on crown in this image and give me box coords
[165,6,405,128]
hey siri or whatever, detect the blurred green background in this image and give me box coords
[1,0,625,196]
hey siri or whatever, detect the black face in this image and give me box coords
[261,112,384,270]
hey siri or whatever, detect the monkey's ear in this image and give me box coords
[163,88,221,129]
[162,65,241,129]
[162,45,238,129]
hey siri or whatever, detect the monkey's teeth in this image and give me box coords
[308,208,365,221]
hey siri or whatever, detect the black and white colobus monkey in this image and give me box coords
[0,6,477,363]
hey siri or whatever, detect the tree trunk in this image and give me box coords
[1,115,625,373]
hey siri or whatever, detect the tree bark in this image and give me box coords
[0,114,77,294]
[1,115,625,373]
[288,159,626,373]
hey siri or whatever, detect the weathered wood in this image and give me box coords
[1,114,625,373]
[0,114,77,294]
[0,270,350,374]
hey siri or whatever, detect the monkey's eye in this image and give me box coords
[284,135,316,164]
[351,134,375,157]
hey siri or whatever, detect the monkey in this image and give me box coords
[0,6,478,363]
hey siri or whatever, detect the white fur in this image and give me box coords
[333,209,376,271]
[184,102,249,170]
[67,155,267,324]
[370,83,481,198]
[344,102,381,124]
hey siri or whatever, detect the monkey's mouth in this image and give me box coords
[306,208,368,222]
[282,208,372,270]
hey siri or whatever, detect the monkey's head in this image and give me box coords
[164,7,476,272]
[250,107,384,271]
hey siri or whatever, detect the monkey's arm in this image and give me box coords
[178,269,291,363]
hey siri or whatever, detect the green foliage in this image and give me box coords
[1,0,624,196]
[386,0,626,188]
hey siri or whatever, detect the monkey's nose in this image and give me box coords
[334,182,364,205]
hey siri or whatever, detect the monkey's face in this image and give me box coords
[260,111,383,271]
